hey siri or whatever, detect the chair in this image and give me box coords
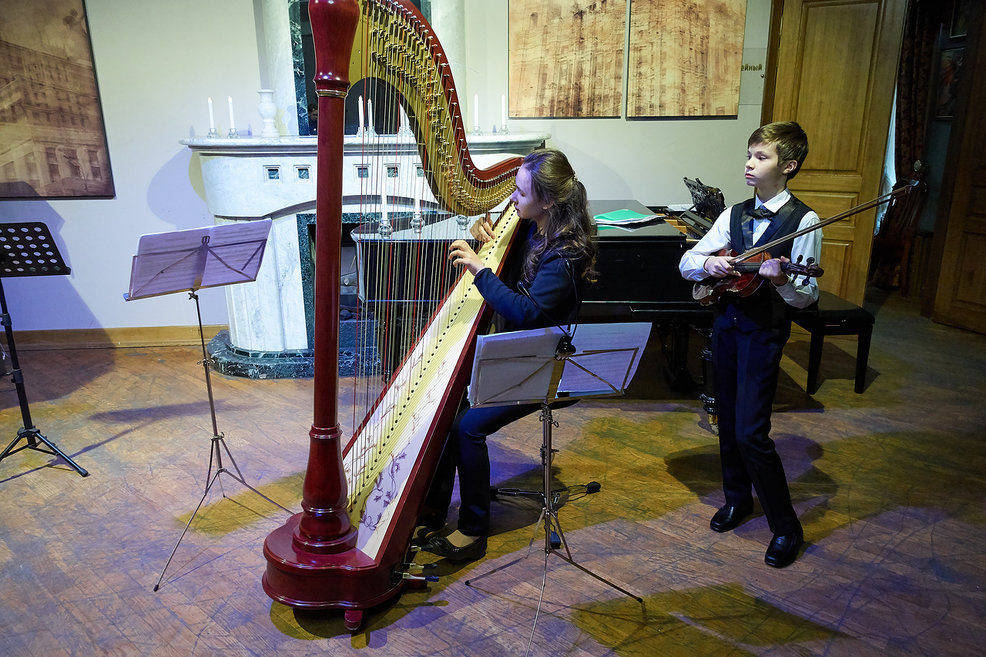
[869,172,928,291]
[792,291,875,394]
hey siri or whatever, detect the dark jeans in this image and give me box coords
[422,398,575,537]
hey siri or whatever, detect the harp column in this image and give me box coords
[262,0,361,607]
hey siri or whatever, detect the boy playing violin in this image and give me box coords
[679,121,821,568]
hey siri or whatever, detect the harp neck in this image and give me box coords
[319,0,521,215]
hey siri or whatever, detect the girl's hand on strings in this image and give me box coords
[448,239,485,275]
[469,213,495,243]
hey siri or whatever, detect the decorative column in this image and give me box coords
[258,0,300,136]
[429,0,467,89]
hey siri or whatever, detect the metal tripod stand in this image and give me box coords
[465,401,642,654]
[152,290,290,591]
[0,222,87,477]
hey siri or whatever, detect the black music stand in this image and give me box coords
[0,222,88,477]
[124,220,290,591]
[462,322,651,653]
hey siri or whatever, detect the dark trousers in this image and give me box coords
[713,314,801,536]
[422,401,543,537]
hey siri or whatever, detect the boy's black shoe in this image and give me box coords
[710,502,754,533]
[764,531,803,568]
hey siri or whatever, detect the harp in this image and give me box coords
[262,0,524,627]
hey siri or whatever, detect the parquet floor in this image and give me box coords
[1,290,984,656]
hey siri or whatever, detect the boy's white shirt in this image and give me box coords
[678,188,821,309]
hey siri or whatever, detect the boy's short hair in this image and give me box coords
[749,121,809,179]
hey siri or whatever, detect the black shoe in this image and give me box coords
[410,520,446,547]
[764,531,804,568]
[710,502,754,533]
[422,535,487,562]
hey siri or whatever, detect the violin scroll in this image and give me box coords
[786,254,824,285]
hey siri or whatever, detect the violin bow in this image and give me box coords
[731,179,920,265]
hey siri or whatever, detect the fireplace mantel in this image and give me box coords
[183,131,548,377]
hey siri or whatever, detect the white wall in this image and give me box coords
[0,0,772,333]
[458,0,771,208]
[0,0,263,331]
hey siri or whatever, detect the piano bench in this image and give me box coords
[792,291,875,394]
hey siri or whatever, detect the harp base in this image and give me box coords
[262,512,402,615]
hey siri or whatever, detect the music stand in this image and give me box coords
[0,222,88,476]
[462,322,651,653]
[124,219,289,591]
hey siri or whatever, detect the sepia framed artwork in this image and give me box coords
[508,0,626,118]
[0,0,115,199]
[627,0,746,118]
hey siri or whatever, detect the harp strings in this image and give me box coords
[344,0,462,507]
[341,0,516,516]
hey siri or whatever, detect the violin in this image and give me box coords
[693,249,824,306]
[692,180,920,306]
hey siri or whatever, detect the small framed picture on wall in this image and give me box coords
[949,0,968,39]
[935,47,965,119]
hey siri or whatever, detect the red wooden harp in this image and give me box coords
[262,0,524,629]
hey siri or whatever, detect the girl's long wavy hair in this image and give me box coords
[519,148,597,285]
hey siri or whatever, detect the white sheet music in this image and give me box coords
[469,329,561,406]
[469,323,652,406]
[126,220,271,300]
[558,323,651,396]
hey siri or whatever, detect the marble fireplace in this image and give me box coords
[182,131,548,377]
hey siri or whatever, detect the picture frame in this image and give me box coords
[949,0,968,39]
[0,0,115,199]
[935,47,965,119]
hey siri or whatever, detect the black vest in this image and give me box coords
[729,196,810,257]
[716,195,812,330]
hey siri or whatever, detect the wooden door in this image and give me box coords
[931,6,986,333]
[766,0,906,304]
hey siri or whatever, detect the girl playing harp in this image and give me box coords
[416,148,597,562]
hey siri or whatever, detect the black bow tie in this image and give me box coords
[750,206,774,219]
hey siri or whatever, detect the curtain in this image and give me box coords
[894,0,944,180]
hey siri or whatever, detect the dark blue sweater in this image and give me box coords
[472,220,582,332]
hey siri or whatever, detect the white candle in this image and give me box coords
[501,94,506,129]
[414,179,421,214]
[358,95,365,130]
[207,97,215,131]
[227,96,235,131]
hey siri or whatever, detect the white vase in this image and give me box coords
[257,89,278,138]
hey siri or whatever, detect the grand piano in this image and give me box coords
[583,199,705,316]
[581,197,716,392]
[353,189,721,393]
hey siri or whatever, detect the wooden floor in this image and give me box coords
[2,289,985,657]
